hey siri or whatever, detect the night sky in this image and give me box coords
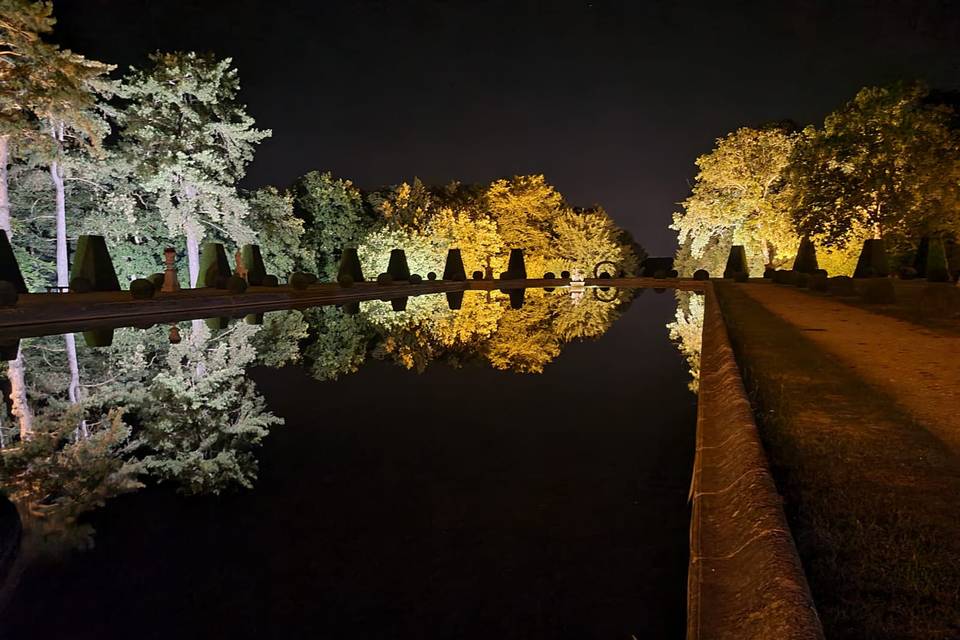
[51,0,960,254]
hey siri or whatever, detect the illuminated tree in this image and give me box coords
[486,174,564,268]
[302,306,373,382]
[136,323,282,494]
[0,0,57,234]
[250,309,309,368]
[672,125,799,274]
[667,291,705,393]
[788,83,960,252]
[551,206,636,276]
[116,52,270,287]
[246,186,312,277]
[293,171,368,278]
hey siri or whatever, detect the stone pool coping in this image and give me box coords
[0,277,702,340]
[688,284,824,640]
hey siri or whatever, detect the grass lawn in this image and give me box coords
[715,282,960,640]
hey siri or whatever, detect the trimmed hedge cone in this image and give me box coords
[501,248,527,280]
[914,236,951,282]
[241,244,267,285]
[723,245,748,279]
[793,237,819,274]
[853,238,889,278]
[442,249,467,281]
[71,235,121,292]
[338,248,364,283]
[0,230,27,293]
[386,249,411,281]
[200,243,231,288]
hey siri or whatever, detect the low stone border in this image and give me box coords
[687,285,823,640]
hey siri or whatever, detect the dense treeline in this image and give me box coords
[1,2,642,294]
[0,1,644,549]
[672,82,960,277]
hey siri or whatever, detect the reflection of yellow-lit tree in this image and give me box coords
[429,291,503,349]
[551,289,626,341]
[667,291,704,393]
[483,293,562,373]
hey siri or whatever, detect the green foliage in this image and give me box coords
[789,82,960,250]
[136,323,282,494]
[245,186,311,277]
[293,171,367,278]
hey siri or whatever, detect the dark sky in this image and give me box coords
[52,0,960,254]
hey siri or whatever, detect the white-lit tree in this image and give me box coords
[116,52,270,287]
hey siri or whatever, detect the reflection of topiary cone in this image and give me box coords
[793,237,819,274]
[244,313,263,325]
[200,243,231,288]
[507,288,525,309]
[241,245,267,285]
[342,300,360,315]
[723,245,748,278]
[391,296,408,312]
[443,249,467,281]
[338,248,364,283]
[853,239,889,278]
[445,291,464,310]
[387,249,410,281]
[0,338,20,361]
[71,235,120,291]
[83,328,114,348]
[205,316,230,331]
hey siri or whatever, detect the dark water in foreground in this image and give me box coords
[1,289,696,639]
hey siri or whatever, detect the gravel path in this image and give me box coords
[735,282,960,454]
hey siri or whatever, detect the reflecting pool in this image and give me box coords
[0,287,697,639]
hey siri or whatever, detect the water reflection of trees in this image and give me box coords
[667,290,705,393]
[0,288,634,551]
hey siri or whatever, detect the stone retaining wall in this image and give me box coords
[687,285,823,640]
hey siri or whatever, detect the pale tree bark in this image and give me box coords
[49,121,68,288]
[185,223,201,288]
[64,332,87,438]
[8,348,33,440]
[0,135,11,236]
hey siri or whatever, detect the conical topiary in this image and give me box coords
[503,248,527,279]
[241,244,267,285]
[853,239,889,278]
[386,249,410,281]
[915,236,950,282]
[337,248,364,283]
[200,243,231,288]
[70,235,120,292]
[0,230,27,293]
[723,245,748,278]
[442,249,466,281]
[793,237,819,274]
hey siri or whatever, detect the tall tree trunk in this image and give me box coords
[49,122,68,288]
[1,155,33,440]
[8,349,33,440]
[0,135,11,236]
[185,224,201,288]
[64,332,87,438]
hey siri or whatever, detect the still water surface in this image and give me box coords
[0,288,698,639]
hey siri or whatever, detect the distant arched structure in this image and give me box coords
[593,260,618,278]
